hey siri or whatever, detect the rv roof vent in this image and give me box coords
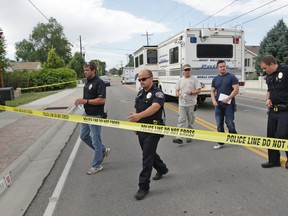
[200,29,210,38]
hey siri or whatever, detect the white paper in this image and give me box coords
[218,93,231,104]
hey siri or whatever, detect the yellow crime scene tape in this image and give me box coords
[18,80,77,91]
[0,105,288,151]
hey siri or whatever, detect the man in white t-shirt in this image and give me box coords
[173,64,202,144]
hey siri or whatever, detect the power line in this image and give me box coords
[239,3,288,26]
[147,0,183,31]
[217,0,276,27]
[168,0,206,27]
[27,0,79,50]
[192,0,238,27]
[85,40,135,52]
[27,0,49,21]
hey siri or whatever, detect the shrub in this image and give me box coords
[4,68,77,91]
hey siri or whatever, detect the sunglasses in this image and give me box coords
[138,77,151,82]
[184,68,191,71]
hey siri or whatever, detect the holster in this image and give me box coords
[271,104,288,112]
[153,119,165,138]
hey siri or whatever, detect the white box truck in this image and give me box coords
[121,67,136,84]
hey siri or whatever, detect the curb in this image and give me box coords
[0,117,67,182]
[0,108,82,216]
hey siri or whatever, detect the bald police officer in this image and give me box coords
[259,55,288,169]
[128,69,169,200]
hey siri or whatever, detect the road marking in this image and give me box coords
[40,86,286,213]
[164,103,217,131]
[164,97,287,167]
[43,136,82,216]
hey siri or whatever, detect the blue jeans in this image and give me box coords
[215,103,237,144]
[80,113,106,168]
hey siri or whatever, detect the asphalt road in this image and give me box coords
[25,78,288,216]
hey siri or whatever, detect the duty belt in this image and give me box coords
[153,119,165,125]
[272,104,288,112]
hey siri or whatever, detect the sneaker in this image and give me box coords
[213,143,224,150]
[173,138,183,144]
[87,165,103,175]
[186,138,192,143]
[103,148,111,161]
[134,189,149,200]
[152,168,169,180]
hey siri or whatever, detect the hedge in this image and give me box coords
[4,68,77,91]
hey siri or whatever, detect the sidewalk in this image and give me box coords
[0,85,83,216]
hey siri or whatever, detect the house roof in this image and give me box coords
[245,46,260,56]
[8,62,41,71]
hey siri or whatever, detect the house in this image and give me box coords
[245,46,260,78]
[6,62,41,72]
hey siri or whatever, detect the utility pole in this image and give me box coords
[0,27,4,88]
[120,60,123,76]
[141,31,153,46]
[79,35,83,59]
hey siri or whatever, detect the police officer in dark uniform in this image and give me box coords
[259,55,288,169]
[75,61,110,175]
[128,69,169,200]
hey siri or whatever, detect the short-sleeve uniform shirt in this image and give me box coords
[83,76,106,115]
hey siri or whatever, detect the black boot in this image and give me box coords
[134,189,149,200]
[152,168,169,180]
[261,162,281,168]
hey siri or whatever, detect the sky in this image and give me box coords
[1,0,288,69]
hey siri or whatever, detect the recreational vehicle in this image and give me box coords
[157,27,245,102]
[134,45,158,90]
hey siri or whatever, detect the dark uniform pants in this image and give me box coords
[267,111,288,163]
[137,132,167,191]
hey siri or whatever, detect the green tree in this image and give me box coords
[0,35,6,63]
[125,54,134,67]
[109,67,118,75]
[108,67,122,76]
[43,47,65,69]
[90,59,106,76]
[256,19,288,75]
[0,32,7,87]
[15,17,72,64]
[68,52,85,78]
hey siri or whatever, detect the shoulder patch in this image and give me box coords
[155,92,164,98]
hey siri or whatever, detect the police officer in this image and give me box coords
[128,69,169,200]
[259,55,288,169]
[75,61,110,175]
